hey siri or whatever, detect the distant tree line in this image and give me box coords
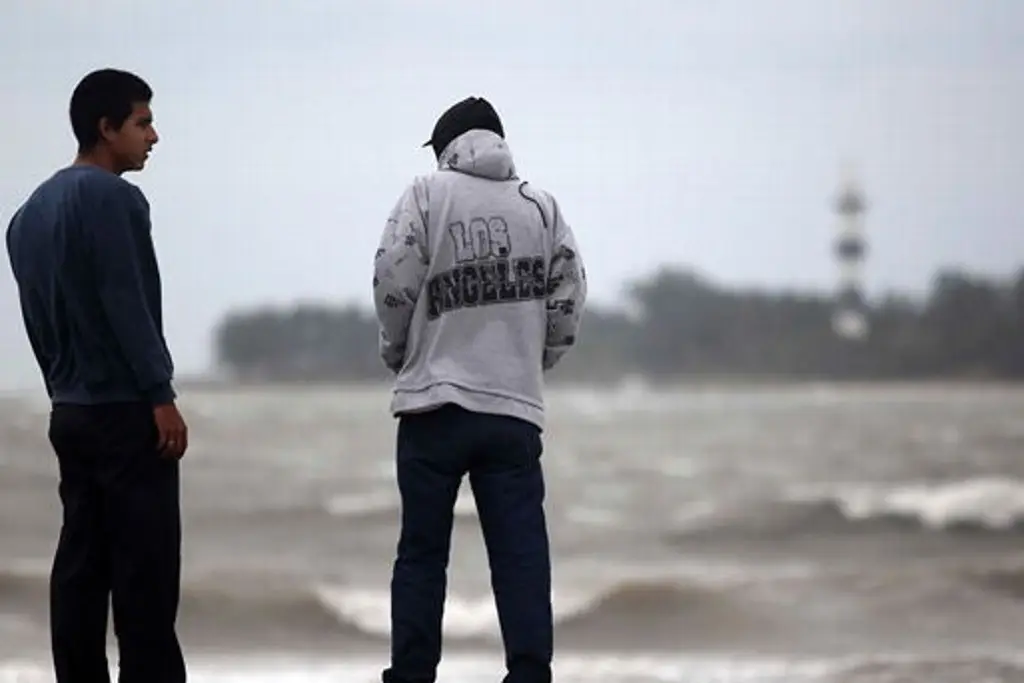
[211,266,1024,383]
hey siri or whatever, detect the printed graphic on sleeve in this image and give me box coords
[426,216,547,320]
[545,243,583,345]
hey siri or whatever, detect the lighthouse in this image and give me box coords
[832,171,869,340]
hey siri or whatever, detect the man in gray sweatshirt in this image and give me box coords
[372,97,586,683]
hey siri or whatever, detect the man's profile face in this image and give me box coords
[103,102,159,173]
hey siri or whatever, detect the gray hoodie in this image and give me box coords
[372,129,586,430]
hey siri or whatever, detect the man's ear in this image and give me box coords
[97,116,118,143]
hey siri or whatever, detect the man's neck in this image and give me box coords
[74,149,121,175]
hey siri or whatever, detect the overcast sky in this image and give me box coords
[1,0,1021,390]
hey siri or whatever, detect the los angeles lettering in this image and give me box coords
[427,256,547,320]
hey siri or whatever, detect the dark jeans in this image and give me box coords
[383,404,553,683]
[47,402,185,683]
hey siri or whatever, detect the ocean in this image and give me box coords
[3,382,1024,682]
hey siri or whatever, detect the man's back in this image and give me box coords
[374,97,582,683]
[6,164,174,404]
[373,128,587,430]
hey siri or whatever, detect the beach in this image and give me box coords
[3,382,1024,682]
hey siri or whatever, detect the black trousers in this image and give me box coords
[382,404,553,683]
[47,402,185,683]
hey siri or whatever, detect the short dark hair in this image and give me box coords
[69,69,153,152]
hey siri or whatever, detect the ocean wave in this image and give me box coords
[6,651,1024,683]
[315,577,711,642]
[0,561,49,601]
[0,564,721,646]
[0,652,831,683]
[669,477,1024,543]
[322,490,398,518]
[967,565,1024,601]
[324,489,480,521]
[789,477,1024,533]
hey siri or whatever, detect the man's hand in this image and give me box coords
[153,403,188,460]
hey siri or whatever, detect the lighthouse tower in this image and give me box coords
[832,171,869,340]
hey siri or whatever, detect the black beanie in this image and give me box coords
[422,96,505,158]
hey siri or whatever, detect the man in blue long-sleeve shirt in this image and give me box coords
[5,69,188,683]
